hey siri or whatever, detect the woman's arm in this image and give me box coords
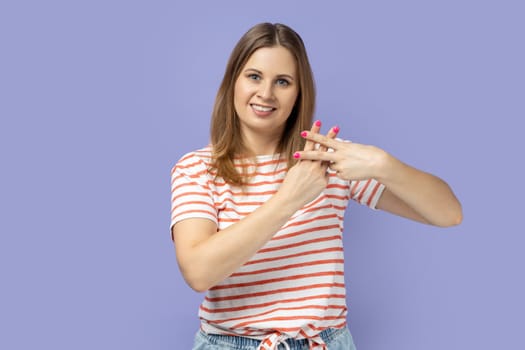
[295,132,462,227]
[173,166,324,292]
[173,123,338,292]
[374,152,462,226]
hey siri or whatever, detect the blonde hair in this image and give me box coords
[210,23,316,185]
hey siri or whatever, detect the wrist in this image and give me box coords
[269,191,302,219]
[373,148,401,183]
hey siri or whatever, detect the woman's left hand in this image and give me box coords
[296,128,463,227]
[295,130,388,181]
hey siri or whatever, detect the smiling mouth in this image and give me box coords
[251,104,276,112]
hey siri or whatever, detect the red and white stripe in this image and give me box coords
[170,146,384,343]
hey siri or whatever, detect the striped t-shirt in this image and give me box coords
[170,146,385,348]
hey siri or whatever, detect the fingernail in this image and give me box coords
[332,126,340,134]
[293,152,301,159]
[314,120,322,127]
[300,131,308,138]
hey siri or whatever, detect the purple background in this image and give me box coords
[1,1,524,349]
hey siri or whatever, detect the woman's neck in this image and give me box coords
[241,130,282,156]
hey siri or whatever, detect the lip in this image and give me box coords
[250,103,276,110]
[250,103,276,117]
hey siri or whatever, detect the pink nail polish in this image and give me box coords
[300,131,308,138]
[314,120,322,127]
[333,126,340,134]
[293,152,301,159]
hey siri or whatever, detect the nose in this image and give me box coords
[257,81,274,100]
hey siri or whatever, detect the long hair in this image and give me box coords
[210,23,316,186]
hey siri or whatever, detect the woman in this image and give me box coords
[170,23,462,350]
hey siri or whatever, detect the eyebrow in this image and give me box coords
[244,68,295,81]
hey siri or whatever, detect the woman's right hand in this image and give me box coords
[172,120,339,291]
[277,121,339,208]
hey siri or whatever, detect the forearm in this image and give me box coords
[181,192,301,292]
[376,151,463,227]
[296,130,462,227]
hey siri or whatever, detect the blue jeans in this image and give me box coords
[192,327,357,350]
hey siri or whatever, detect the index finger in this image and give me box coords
[303,120,322,151]
[301,130,340,150]
[319,126,340,152]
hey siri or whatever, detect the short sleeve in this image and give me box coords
[170,153,217,235]
[349,178,385,209]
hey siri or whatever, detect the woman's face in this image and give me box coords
[234,46,299,146]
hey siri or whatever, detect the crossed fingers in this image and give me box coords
[302,120,323,152]
[295,122,341,161]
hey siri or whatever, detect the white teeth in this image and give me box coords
[252,104,274,112]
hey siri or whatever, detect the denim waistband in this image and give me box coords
[197,327,346,350]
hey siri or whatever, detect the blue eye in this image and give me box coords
[248,74,261,80]
[276,79,290,86]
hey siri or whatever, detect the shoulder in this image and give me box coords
[174,145,213,167]
[171,145,214,176]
